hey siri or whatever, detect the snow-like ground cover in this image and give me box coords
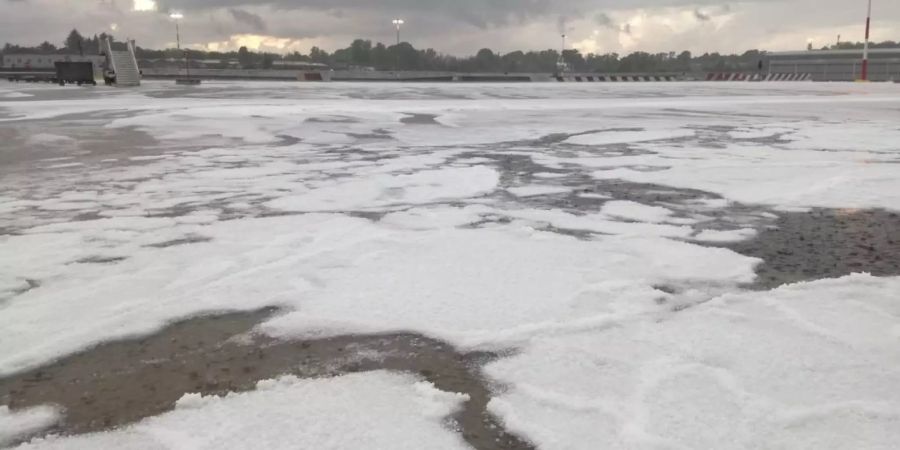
[0,406,59,448]
[487,274,900,449]
[18,372,470,450]
[1,80,899,449]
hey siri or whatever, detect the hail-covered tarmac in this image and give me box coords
[1,81,899,449]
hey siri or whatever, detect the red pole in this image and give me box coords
[862,0,872,80]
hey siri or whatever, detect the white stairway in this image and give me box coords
[105,38,141,87]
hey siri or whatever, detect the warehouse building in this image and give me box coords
[767,48,900,81]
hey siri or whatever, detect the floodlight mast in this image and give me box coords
[169,12,190,79]
[392,19,405,71]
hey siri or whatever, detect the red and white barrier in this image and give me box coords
[555,74,679,82]
[554,73,813,82]
[705,72,811,82]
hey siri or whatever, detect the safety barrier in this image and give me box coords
[555,74,680,82]
[705,73,811,81]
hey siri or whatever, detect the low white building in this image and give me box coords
[767,48,900,81]
[1,54,106,70]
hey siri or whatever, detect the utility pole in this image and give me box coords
[862,0,872,80]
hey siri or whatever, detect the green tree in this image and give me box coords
[38,41,57,54]
[261,53,273,69]
[349,39,372,66]
[561,49,586,71]
[371,43,389,69]
[675,51,692,71]
[237,46,253,68]
[309,46,330,64]
[586,52,620,72]
[474,48,499,71]
[65,29,84,54]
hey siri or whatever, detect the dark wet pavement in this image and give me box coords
[0,308,534,450]
[725,208,900,290]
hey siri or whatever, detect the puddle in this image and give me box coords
[272,134,302,147]
[144,235,213,249]
[305,116,360,124]
[0,124,159,173]
[73,256,128,265]
[725,208,900,289]
[0,308,534,450]
[400,113,440,125]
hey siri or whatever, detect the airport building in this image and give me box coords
[767,48,900,81]
[1,53,106,70]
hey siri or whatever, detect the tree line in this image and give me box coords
[4,29,900,73]
[2,30,129,56]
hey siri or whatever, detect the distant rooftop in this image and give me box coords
[769,48,900,57]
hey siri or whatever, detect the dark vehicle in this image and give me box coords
[54,62,97,86]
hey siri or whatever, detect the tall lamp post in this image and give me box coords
[557,33,568,74]
[861,0,872,81]
[170,12,198,84]
[392,19,404,71]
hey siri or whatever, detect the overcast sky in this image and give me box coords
[2,0,898,55]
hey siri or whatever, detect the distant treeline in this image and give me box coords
[2,30,128,55]
[4,29,899,73]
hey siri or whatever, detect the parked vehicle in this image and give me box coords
[54,62,97,86]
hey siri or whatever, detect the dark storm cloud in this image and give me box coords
[228,8,266,32]
[594,13,613,27]
[155,0,748,33]
[694,4,733,22]
[694,8,711,21]
[158,0,556,27]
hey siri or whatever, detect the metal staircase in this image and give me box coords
[104,37,141,87]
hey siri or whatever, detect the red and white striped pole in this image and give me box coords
[862,0,872,80]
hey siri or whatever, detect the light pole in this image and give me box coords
[862,0,872,81]
[557,34,568,74]
[170,12,195,83]
[392,19,404,71]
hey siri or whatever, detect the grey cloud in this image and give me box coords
[154,0,748,35]
[3,0,899,57]
[159,0,555,28]
[695,4,734,22]
[594,12,614,28]
[694,9,711,21]
[594,11,624,33]
[228,8,266,32]
[556,16,568,34]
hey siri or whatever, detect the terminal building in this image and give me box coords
[767,48,900,81]
[1,53,106,70]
